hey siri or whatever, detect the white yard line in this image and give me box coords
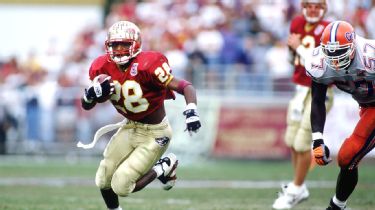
[0,178,336,188]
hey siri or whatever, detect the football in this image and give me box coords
[94,74,113,103]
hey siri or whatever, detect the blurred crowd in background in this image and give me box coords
[1,0,375,154]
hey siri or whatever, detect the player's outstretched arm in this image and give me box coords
[311,81,328,132]
[311,81,331,165]
[167,77,196,104]
[167,77,201,135]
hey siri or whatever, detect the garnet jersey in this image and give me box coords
[88,51,176,121]
[306,35,375,104]
[290,15,329,86]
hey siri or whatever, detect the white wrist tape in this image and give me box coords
[312,132,323,141]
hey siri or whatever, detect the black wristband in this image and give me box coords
[183,109,198,118]
[313,139,324,148]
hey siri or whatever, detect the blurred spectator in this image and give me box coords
[0,103,17,154]
[24,73,45,143]
[265,39,293,92]
[2,0,375,149]
[165,45,189,79]
[219,21,249,65]
[351,5,369,37]
[245,32,274,91]
[195,24,224,88]
[285,0,298,22]
[235,2,263,37]
[185,49,207,88]
[365,0,375,38]
[0,56,25,88]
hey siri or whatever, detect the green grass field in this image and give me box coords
[0,155,374,210]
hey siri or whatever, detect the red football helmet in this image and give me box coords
[105,21,142,65]
[301,0,327,23]
[321,21,356,70]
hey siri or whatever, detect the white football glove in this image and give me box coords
[183,103,201,136]
[83,75,114,103]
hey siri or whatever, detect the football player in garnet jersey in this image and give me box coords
[79,21,201,210]
[273,1,334,209]
[306,20,375,210]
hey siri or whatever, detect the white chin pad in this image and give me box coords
[113,55,129,64]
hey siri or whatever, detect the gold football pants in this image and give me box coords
[95,117,172,196]
[285,87,334,152]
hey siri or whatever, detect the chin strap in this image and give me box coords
[77,119,128,149]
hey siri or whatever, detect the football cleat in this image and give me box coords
[272,183,309,209]
[155,153,178,191]
[326,198,346,210]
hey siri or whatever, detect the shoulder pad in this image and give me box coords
[290,16,305,32]
[305,47,326,79]
[136,51,167,70]
[89,55,109,80]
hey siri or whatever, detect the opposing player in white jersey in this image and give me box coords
[306,21,375,210]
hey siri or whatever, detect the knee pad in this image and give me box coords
[284,122,299,147]
[111,170,136,197]
[285,123,311,152]
[95,160,115,189]
[293,127,312,152]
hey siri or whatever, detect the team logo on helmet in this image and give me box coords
[345,32,355,42]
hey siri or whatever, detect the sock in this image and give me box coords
[100,188,119,209]
[109,207,122,210]
[336,168,358,201]
[333,195,346,209]
[153,164,163,177]
[292,182,305,188]
[288,183,302,194]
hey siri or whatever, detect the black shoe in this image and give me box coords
[326,198,346,210]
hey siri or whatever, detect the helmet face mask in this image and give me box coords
[322,43,354,70]
[105,21,142,65]
[106,41,133,64]
[321,21,355,70]
[301,0,327,23]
